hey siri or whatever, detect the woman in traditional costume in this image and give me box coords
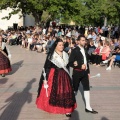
[0,35,12,77]
[36,38,77,117]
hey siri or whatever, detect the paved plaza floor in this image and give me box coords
[0,45,120,120]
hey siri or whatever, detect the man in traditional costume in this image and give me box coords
[69,35,98,114]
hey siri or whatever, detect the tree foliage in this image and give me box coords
[0,0,120,25]
[84,0,120,26]
[0,0,83,25]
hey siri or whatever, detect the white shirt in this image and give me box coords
[66,32,71,37]
[100,46,103,53]
[43,29,46,35]
[94,41,99,47]
[79,46,87,70]
[28,38,32,43]
[87,34,92,39]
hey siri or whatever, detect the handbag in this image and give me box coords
[94,48,100,54]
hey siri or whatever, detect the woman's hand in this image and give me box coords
[74,61,78,66]
[68,49,71,54]
[88,74,90,79]
[93,52,97,55]
[43,80,49,89]
[8,54,11,60]
[94,52,97,54]
[43,80,47,85]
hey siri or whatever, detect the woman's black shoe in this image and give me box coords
[1,74,5,77]
[85,108,98,114]
[65,113,71,117]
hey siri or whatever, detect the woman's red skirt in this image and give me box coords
[36,68,77,114]
[0,52,12,74]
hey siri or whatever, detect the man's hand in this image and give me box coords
[81,64,86,70]
[88,74,90,79]
[74,61,78,66]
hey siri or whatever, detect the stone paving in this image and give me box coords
[0,45,120,120]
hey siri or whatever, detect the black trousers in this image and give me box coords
[93,55,102,65]
[72,70,90,92]
[90,54,96,63]
[9,39,17,45]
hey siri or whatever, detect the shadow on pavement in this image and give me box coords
[0,78,8,84]
[0,78,36,120]
[0,83,15,98]
[101,117,109,120]
[69,110,80,120]
[8,60,24,75]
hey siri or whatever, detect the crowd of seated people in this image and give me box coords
[0,25,120,70]
[102,45,120,70]
[0,26,80,54]
[88,38,120,69]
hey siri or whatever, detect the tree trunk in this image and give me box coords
[104,17,107,26]
[33,11,43,25]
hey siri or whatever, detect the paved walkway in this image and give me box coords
[0,45,120,120]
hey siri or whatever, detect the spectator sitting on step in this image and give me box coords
[94,36,101,48]
[46,36,56,54]
[92,31,97,41]
[93,41,111,67]
[109,39,116,57]
[90,41,103,64]
[68,39,76,54]
[30,34,39,51]
[64,37,71,53]
[21,32,27,48]
[112,47,120,56]
[114,38,119,47]
[87,39,96,61]
[8,32,17,45]
[103,48,120,70]
[35,35,45,53]
[26,33,32,50]
[42,36,48,53]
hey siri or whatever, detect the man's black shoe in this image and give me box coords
[85,109,98,114]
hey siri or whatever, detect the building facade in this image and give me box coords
[0,7,35,30]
